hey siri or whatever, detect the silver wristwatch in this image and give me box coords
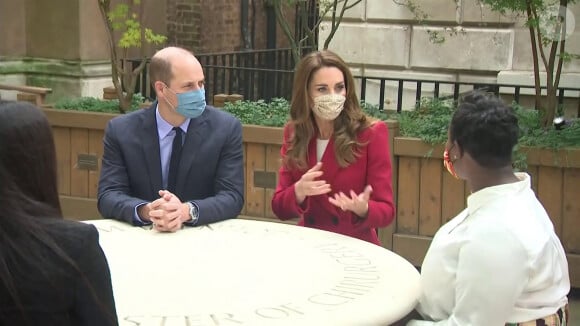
[187,202,199,223]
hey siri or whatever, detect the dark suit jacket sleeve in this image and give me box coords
[72,224,118,326]
[98,119,146,225]
[195,117,244,225]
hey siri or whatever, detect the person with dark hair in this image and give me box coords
[0,101,118,325]
[407,92,570,325]
[271,50,395,245]
[98,46,244,232]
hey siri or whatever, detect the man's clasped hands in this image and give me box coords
[137,190,192,232]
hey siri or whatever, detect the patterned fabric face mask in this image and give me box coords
[312,94,345,120]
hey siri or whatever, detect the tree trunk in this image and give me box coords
[120,92,132,113]
[543,85,558,127]
[525,1,543,113]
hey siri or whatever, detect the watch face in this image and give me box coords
[189,203,198,220]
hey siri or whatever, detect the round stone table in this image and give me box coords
[86,218,420,326]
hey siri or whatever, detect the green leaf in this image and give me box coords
[54,94,145,113]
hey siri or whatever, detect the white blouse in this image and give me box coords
[316,138,329,162]
[408,173,570,326]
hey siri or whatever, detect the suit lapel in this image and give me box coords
[175,113,209,195]
[141,104,163,194]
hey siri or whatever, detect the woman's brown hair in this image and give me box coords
[284,50,373,169]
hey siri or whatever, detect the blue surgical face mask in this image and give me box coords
[164,86,206,119]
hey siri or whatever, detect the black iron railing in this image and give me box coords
[125,48,298,103]
[125,49,580,116]
[356,76,580,114]
[198,48,296,102]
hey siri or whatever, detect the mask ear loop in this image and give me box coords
[161,84,177,110]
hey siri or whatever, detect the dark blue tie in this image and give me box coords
[167,127,182,192]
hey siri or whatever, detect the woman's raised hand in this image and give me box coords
[294,162,331,204]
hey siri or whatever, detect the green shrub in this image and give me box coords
[395,98,580,150]
[222,98,397,127]
[397,98,454,145]
[361,101,399,121]
[223,98,290,127]
[54,94,145,113]
[514,104,580,149]
[394,97,579,170]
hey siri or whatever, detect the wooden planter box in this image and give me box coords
[43,108,400,224]
[44,109,115,220]
[392,136,580,287]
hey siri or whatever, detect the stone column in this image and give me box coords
[0,0,165,102]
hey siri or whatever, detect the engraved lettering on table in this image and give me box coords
[209,313,244,324]
[94,224,133,233]
[210,222,307,241]
[122,314,244,325]
[307,243,380,307]
[254,303,305,319]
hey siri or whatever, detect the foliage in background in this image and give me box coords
[222,98,396,127]
[393,0,579,128]
[223,98,290,127]
[267,0,363,64]
[98,0,166,113]
[395,97,580,169]
[515,104,580,148]
[397,98,455,145]
[397,97,580,150]
[54,94,145,113]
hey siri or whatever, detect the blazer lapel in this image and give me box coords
[141,104,163,194]
[311,136,340,183]
[307,137,318,168]
[175,113,209,195]
[308,136,341,215]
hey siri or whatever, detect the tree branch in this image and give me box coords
[272,2,300,64]
[554,0,569,89]
[530,5,550,71]
[324,0,362,49]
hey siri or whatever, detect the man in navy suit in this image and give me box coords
[97,46,244,232]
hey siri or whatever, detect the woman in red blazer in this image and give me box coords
[271,50,395,246]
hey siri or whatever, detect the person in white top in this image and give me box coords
[406,92,570,326]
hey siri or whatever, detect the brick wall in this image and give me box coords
[166,0,200,51]
[198,0,242,53]
[165,0,295,54]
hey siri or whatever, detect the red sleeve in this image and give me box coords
[352,121,395,229]
[271,124,310,220]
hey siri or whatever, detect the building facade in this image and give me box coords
[320,0,580,112]
[0,0,294,101]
